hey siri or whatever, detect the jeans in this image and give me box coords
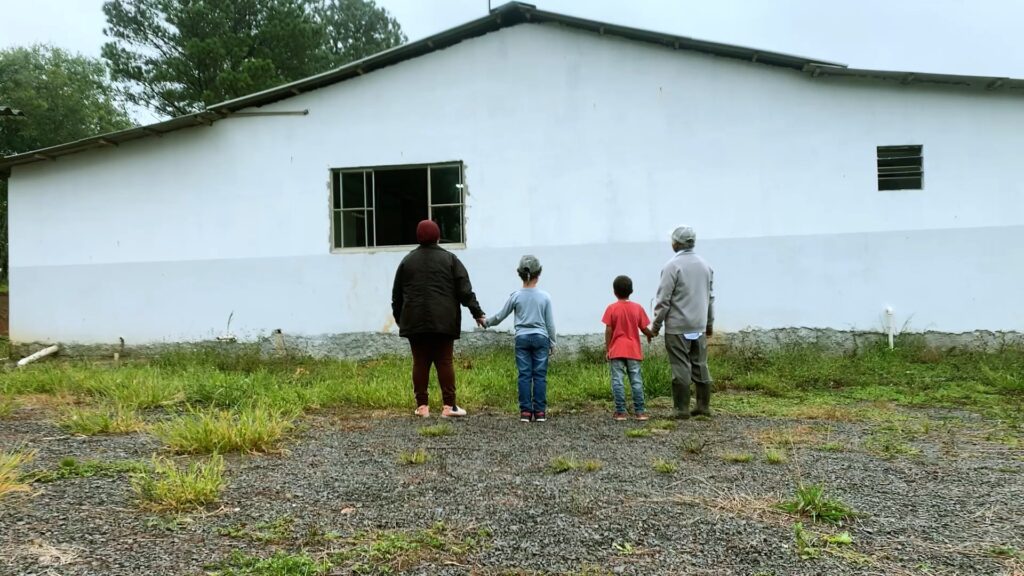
[609,358,646,414]
[515,333,551,413]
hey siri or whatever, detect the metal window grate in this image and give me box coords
[877,145,923,191]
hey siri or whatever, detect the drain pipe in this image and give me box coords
[17,344,60,367]
[885,307,895,350]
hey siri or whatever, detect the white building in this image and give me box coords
[3,2,1023,353]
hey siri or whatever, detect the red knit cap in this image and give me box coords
[416,220,441,245]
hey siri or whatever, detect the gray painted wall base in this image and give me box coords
[10,329,1024,362]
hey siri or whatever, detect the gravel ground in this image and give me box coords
[2,402,1023,576]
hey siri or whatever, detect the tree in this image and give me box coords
[102,0,407,118]
[0,45,134,282]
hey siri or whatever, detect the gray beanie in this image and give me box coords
[671,225,696,245]
[518,255,542,280]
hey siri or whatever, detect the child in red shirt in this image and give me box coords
[602,275,655,421]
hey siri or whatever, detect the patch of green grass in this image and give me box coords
[331,522,490,575]
[648,419,678,431]
[988,545,1022,560]
[398,448,430,465]
[792,523,857,561]
[418,423,454,437]
[57,405,145,435]
[547,456,601,474]
[625,428,653,438]
[207,550,330,576]
[131,455,226,512]
[652,459,677,474]
[722,452,753,463]
[863,423,923,458]
[681,436,708,455]
[778,483,857,525]
[0,395,17,418]
[1,448,35,500]
[25,457,148,483]
[152,407,294,454]
[764,449,788,465]
[217,516,294,543]
[819,442,845,452]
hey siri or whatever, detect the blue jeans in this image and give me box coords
[515,334,551,413]
[610,358,646,413]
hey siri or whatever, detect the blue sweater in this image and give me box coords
[484,288,557,344]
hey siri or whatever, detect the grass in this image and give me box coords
[764,449,789,465]
[548,456,603,474]
[418,423,454,437]
[131,455,226,512]
[625,428,653,438]
[819,442,845,452]
[648,419,678,431]
[863,422,924,458]
[778,483,858,525]
[152,407,294,454]
[722,452,753,463]
[0,395,17,418]
[1,448,35,500]
[25,457,148,483]
[652,458,677,474]
[217,516,295,543]
[0,339,1020,430]
[57,404,146,435]
[398,448,430,465]
[681,436,709,455]
[332,522,490,575]
[207,550,330,576]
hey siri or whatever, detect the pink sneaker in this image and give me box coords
[414,405,430,418]
[441,405,467,418]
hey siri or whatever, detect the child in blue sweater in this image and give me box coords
[484,255,557,422]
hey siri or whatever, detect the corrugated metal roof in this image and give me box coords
[2,1,1022,171]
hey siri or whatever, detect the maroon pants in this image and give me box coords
[409,334,456,407]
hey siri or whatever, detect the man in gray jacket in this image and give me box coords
[651,225,715,418]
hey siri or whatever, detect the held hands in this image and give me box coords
[475,316,487,329]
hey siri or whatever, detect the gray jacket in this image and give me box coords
[651,249,714,335]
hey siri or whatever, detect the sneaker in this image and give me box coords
[534,411,547,422]
[414,405,430,418]
[520,411,533,422]
[635,412,649,421]
[441,405,467,418]
[612,412,627,421]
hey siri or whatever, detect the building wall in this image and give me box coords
[9,23,1024,345]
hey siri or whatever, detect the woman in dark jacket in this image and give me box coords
[391,220,486,418]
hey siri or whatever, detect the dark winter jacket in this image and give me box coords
[391,245,484,339]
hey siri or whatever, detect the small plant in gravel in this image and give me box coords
[612,541,639,555]
[722,452,753,463]
[217,516,294,543]
[153,406,293,454]
[580,459,603,472]
[58,405,145,435]
[418,423,454,437]
[398,448,430,465]
[681,436,709,455]
[0,448,35,500]
[792,522,855,561]
[863,424,922,459]
[779,483,857,525]
[625,428,652,438]
[25,457,149,483]
[652,459,677,474]
[819,442,844,452]
[206,550,331,576]
[648,419,678,431]
[989,545,1022,559]
[131,455,225,512]
[549,455,580,474]
[764,449,788,465]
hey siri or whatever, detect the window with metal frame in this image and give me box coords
[877,145,923,191]
[330,162,465,249]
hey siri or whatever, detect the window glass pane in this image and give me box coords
[367,209,376,246]
[373,168,429,246]
[365,172,374,208]
[430,165,462,205]
[342,210,368,247]
[332,210,343,249]
[432,205,463,244]
[342,172,365,208]
[331,172,341,209]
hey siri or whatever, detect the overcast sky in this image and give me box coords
[2,0,1022,122]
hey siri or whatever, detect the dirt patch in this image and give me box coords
[1,409,1022,575]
